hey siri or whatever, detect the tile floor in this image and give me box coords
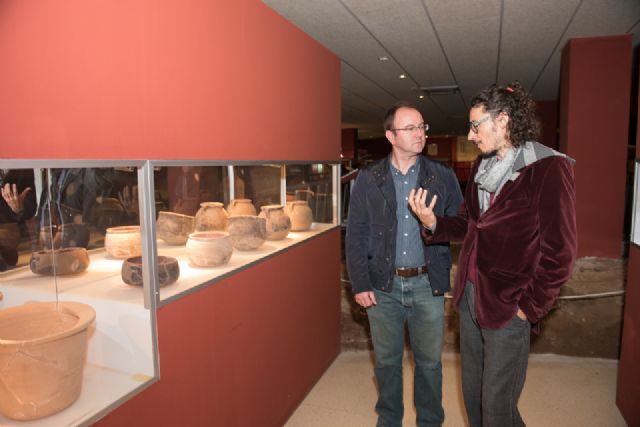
[284,351,627,427]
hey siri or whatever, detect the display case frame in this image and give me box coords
[0,158,340,426]
[631,160,640,247]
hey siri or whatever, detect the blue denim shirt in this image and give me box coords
[390,160,425,268]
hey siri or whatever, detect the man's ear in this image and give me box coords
[385,130,396,145]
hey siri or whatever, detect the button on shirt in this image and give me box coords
[391,160,425,268]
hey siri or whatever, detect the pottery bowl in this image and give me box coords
[29,247,90,276]
[258,205,291,241]
[104,226,142,259]
[156,211,195,245]
[227,215,267,251]
[0,301,95,420]
[121,255,180,287]
[186,231,234,267]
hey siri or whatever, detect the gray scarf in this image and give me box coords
[475,147,519,213]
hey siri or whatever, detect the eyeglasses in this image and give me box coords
[469,115,491,134]
[390,123,429,134]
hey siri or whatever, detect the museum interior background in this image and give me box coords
[0,1,639,426]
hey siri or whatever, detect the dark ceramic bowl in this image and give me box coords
[121,255,180,287]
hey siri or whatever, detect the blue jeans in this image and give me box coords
[460,282,530,427]
[368,274,445,427]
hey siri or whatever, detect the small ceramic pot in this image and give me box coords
[194,202,228,232]
[121,255,180,287]
[227,215,267,251]
[227,199,257,217]
[156,211,195,245]
[285,200,313,231]
[104,226,142,259]
[186,231,234,267]
[0,301,95,420]
[29,247,90,276]
[258,205,291,241]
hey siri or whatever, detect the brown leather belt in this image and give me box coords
[394,265,428,278]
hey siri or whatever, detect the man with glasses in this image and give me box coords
[409,82,577,426]
[346,101,463,427]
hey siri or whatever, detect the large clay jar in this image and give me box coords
[194,202,228,231]
[227,215,267,250]
[104,226,142,259]
[121,255,180,287]
[285,200,313,231]
[30,247,90,276]
[0,301,95,421]
[156,211,195,245]
[186,231,233,267]
[226,199,257,217]
[258,205,291,241]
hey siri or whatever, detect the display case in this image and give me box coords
[632,160,640,246]
[0,159,340,426]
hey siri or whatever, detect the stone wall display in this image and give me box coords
[156,211,195,245]
[227,215,267,250]
[29,247,90,276]
[186,231,234,267]
[258,205,291,240]
[104,225,142,259]
[194,202,228,231]
[0,301,95,420]
[121,255,180,287]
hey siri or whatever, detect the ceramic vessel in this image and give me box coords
[227,215,267,250]
[285,200,313,231]
[0,301,95,420]
[121,255,180,287]
[258,205,291,241]
[186,231,234,267]
[104,226,142,259]
[156,211,195,245]
[29,247,90,276]
[194,202,228,231]
[226,199,257,217]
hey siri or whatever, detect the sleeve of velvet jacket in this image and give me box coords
[345,170,372,294]
[518,157,577,324]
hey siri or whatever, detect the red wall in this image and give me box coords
[559,35,632,258]
[0,0,340,161]
[536,100,559,150]
[0,1,342,425]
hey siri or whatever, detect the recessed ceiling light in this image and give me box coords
[378,56,389,61]
[399,74,406,79]
[419,94,425,99]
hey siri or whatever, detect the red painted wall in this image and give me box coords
[559,35,632,257]
[0,0,340,161]
[536,100,559,150]
[0,1,342,425]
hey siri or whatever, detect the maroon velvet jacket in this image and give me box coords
[424,150,577,329]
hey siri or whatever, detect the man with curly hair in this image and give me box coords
[409,82,577,427]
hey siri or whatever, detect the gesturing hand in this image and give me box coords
[1,183,31,215]
[408,188,437,229]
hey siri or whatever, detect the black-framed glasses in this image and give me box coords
[469,115,491,134]
[390,123,429,134]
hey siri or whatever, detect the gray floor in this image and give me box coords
[285,350,627,427]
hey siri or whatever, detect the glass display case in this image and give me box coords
[632,160,640,246]
[0,159,339,425]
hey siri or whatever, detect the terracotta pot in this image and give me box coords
[0,301,95,420]
[121,255,180,287]
[258,205,291,241]
[156,211,195,245]
[29,247,90,276]
[226,199,257,217]
[186,231,233,267]
[227,215,267,250]
[285,200,313,231]
[104,226,142,259]
[194,202,228,232]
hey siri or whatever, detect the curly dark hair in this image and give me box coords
[469,81,540,147]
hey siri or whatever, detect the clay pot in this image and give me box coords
[194,202,228,232]
[227,215,267,251]
[285,200,313,231]
[121,255,180,287]
[104,226,142,259]
[258,205,291,241]
[156,211,195,245]
[0,301,95,420]
[29,247,90,276]
[186,231,233,267]
[227,199,257,217]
